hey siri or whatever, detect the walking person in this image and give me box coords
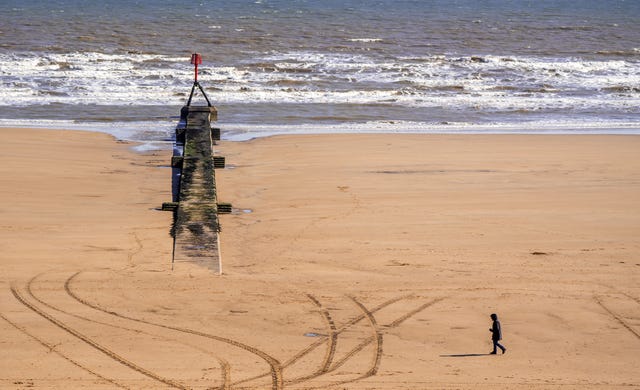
[489,313,506,354]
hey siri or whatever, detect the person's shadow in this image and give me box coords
[440,353,491,357]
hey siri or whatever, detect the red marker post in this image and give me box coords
[186,52,211,106]
[191,53,202,82]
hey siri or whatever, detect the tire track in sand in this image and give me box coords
[235,295,409,388]
[594,295,640,340]
[11,284,187,389]
[283,294,338,386]
[616,291,640,306]
[321,296,382,376]
[0,311,128,389]
[241,295,442,389]
[348,296,382,376]
[65,271,283,390]
[282,295,408,369]
[304,294,338,374]
[386,297,445,328]
[28,272,231,390]
[26,273,144,334]
[218,357,231,390]
[302,296,445,390]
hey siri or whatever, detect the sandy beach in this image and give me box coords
[1,128,639,389]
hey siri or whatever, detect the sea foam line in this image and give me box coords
[2,118,638,147]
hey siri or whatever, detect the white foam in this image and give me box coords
[2,118,638,149]
[0,51,638,116]
[219,119,640,141]
[348,38,383,42]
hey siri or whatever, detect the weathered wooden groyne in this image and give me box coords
[162,103,230,273]
[161,53,230,273]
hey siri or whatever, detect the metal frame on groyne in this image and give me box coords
[162,104,230,273]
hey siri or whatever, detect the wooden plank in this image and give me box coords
[213,156,225,168]
[162,202,178,211]
[217,202,233,214]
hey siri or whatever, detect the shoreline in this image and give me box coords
[2,119,639,147]
[1,128,638,389]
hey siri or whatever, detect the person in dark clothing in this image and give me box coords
[489,313,506,354]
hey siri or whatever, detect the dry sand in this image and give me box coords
[1,128,639,389]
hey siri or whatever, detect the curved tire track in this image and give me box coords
[348,296,382,376]
[28,272,230,389]
[234,295,409,388]
[11,284,187,389]
[323,296,382,376]
[305,294,338,374]
[283,295,338,386]
[257,294,438,389]
[0,311,128,389]
[282,294,408,370]
[26,273,144,335]
[302,296,445,390]
[65,272,283,390]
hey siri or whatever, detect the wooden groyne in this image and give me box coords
[163,105,230,273]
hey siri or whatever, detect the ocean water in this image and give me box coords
[1,0,639,144]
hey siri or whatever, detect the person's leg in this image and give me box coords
[497,341,506,353]
[491,340,498,354]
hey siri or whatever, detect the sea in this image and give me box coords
[1,0,639,148]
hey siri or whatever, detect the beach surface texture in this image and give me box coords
[1,128,638,389]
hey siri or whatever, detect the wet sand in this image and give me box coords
[1,128,639,389]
